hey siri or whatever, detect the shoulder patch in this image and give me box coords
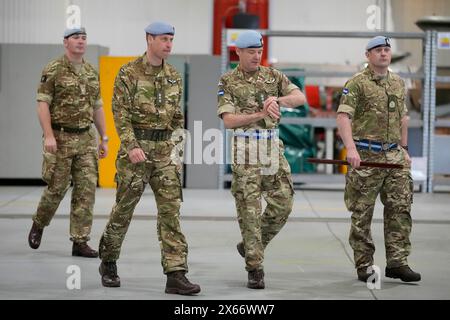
[40,75,47,83]
[342,88,349,95]
[217,89,224,96]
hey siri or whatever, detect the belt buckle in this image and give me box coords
[382,143,389,151]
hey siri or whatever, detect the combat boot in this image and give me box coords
[165,271,201,295]
[99,261,121,287]
[237,242,245,258]
[385,265,421,282]
[357,266,376,282]
[72,242,99,258]
[28,222,44,249]
[247,269,265,289]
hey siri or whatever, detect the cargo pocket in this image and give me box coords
[409,174,414,204]
[231,174,248,201]
[283,174,295,195]
[115,158,146,198]
[42,151,57,184]
[231,164,261,202]
[176,170,183,202]
[155,168,183,202]
[262,172,294,197]
[345,168,379,211]
[154,141,173,161]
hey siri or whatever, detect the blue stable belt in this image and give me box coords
[354,139,398,152]
[233,130,277,140]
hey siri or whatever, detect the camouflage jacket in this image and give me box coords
[37,55,102,128]
[217,65,298,130]
[337,66,407,143]
[112,53,184,151]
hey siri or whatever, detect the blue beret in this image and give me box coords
[64,27,86,38]
[366,36,391,51]
[144,21,175,35]
[235,30,263,49]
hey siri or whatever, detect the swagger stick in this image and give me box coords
[307,158,403,169]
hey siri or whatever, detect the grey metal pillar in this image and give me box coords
[421,30,431,193]
[218,26,228,189]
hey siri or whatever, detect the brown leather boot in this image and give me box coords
[247,269,265,289]
[385,265,421,282]
[237,242,245,258]
[99,261,121,287]
[72,242,99,258]
[165,271,201,295]
[28,222,43,249]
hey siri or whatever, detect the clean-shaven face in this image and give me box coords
[236,47,263,72]
[148,34,174,60]
[366,46,392,69]
[64,34,87,55]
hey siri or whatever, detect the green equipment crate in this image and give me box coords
[279,68,316,173]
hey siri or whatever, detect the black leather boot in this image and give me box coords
[28,222,44,249]
[385,265,421,282]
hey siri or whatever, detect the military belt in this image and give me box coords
[233,129,278,140]
[51,123,90,134]
[354,139,398,152]
[133,128,172,141]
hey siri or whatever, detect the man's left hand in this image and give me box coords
[263,96,280,119]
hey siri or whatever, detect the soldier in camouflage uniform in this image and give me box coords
[98,22,200,295]
[337,36,421,282]
[217,30,306,289]
[28,27,109,258]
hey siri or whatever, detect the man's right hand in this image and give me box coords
[44,136,57,153]
[263,97,280,119]
[128,148,147,163]
[346,147,361,168]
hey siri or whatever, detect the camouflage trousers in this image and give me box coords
[231,151,294,272]
[99,140,188,274]
[345,147,413,269]
[33,128,98,243]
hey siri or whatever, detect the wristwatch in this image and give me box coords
[102,136,109,143]
[401,145,408,151]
